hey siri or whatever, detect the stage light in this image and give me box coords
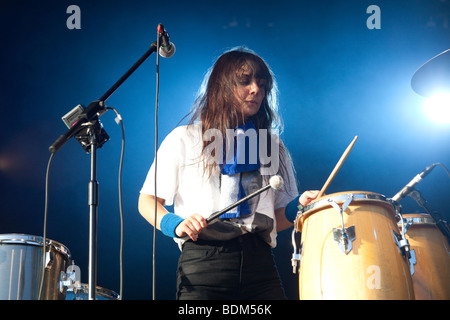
[423,92,450,124]
[0,153,18,172]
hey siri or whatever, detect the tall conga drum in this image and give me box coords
[400,213,450,300]
[296,191,415,300]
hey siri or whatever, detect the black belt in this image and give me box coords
[183,232,268,250]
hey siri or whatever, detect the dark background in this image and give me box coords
[0,0,449,300]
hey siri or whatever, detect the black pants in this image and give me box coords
[176,233,286,300]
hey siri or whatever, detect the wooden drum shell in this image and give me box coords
[296,191,415,300]
[401,213,450,300]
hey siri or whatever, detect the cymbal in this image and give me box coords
[411,49,450,97]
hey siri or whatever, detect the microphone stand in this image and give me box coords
[49,41,158,300]
[49,41,158,154]
[88,128,99,301]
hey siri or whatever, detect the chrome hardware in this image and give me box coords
[300,192,389,214]
[409,249,417,275]
[291,220,301,274]
[333,226,356,255]
[392,206,416,275]
[392,229,416,275]
[329,195,355,254]
[403,220,413,234]
[402,215,436,234]
[60,261,82,293]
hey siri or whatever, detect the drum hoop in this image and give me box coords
[403,216,436,225]
[295,192,397,234]
[300,192,393,216]
[96,286,120,300]
[69,284,120,300]
[0,233,71,258]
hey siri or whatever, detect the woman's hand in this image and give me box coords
[299,190,320,207]
[175,214,207,241]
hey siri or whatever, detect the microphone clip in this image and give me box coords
[157,24,175,58]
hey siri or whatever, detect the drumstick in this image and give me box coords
[317,135,358,199]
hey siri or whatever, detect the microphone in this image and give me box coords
[206,175,284,223]
[391,163,438,202]
[157,24,175,58]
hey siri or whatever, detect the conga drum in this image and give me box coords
[295,191,415,300]
[400,213,450,300]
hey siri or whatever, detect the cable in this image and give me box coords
[436,162,450,179]
[107,107,125,300]
[38,152,55,300]
[409,162,450,243]
[152,26,161,301]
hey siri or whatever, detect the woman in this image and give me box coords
[138,47,318,299]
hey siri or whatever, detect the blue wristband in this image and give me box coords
[160,213,184,238]
[285,195,301,223]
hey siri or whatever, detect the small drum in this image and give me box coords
[65,284,119,300]
[295,191,415,300]
[400,213,450,300]
[0,234,71,300]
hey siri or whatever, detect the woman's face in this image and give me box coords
[233,64,266,120]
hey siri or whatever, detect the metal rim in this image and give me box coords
[0,233,71,258]
[300,192,391,215]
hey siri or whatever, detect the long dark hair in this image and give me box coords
[189,47,281,132]
[187,47,295,190]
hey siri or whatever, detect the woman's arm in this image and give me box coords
[275,190,319,232]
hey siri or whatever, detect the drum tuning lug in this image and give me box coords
[59,261,82,293]
[291,228,302,274]
[401,240,416,276]
[291,253,301,274]
[392,230,416,275]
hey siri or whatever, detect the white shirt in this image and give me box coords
[140,123,298,248]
